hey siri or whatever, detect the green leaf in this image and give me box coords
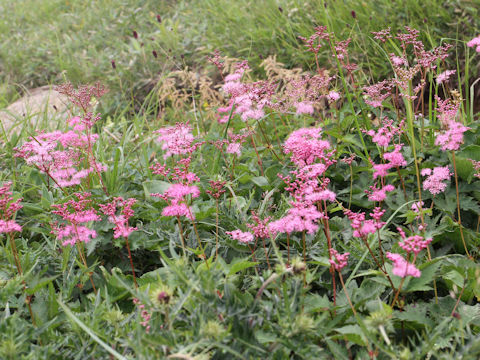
[454,145,480,182]
[143,180,171,198]
[251,176,270,188]
[255,330,278,344]
[227,259,258,276]
[443,269,464,288]
[394,304,434,328]
[404,260,441,292]
[326,338,349,360]
[334,325,366,346]
[57,299,127,360]
[304,294,330,313]
[26,275,59,295]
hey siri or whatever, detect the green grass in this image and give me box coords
[1,0,478,111]
[1,1,480,359]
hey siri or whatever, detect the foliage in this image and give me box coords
[1,2,480,359]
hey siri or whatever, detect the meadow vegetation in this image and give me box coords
[1,1,480,359]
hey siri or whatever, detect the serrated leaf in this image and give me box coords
[304,294,330,313]
[26,275,59,295]
[394,304,434,328]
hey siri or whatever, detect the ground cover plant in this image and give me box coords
[2,2,480,360]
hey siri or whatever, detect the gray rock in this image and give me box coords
[0,86,71,135]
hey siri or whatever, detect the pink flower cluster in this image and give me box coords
[467,36,480,52]
[246,212,271,239]
[435,120,469,151]
[55,82,108,115]
[218,61,274,123]
[155,122,198,159]
[366,27,453,108]
[280,73,335,114]
[363,80,392,108]
[268,201,323,235]
[51,192,101,246]
[14,116,106,188]
[268,127,337,238]
[344,207,385,239]
[383,144,407,168]
[471,160,480,179]
[152,183,200,220]
[133,298,151,333]
[365,118,403,148]
[227,130,251,157]
[226,229,254,244]
[150,157,199,185]
[366,184,395,202]
[329,249,350,271]
[398,232,432,255]
[294,101,314,115]
[436,70,456,84]
[99,197,137,239]
[421,166,452,195]
[386,252,421,278]
[283,127,331,167]
[0,182,23,234]
[298,25,330,54]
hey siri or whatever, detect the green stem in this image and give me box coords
[452,151,470,257]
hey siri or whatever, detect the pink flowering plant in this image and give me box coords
[4,17,480,360]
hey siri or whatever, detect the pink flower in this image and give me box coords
[152,183,200,221]
[327,91,340,101]
[363,80,392,108]
[383,144,407,167]
[162,203,193,220]
[301,163,328,178]
[99,197,137,239]
[411,201,424,214]
[365,118,403,148]
[294,101,314,115]
[422,166,452,195]
[435,121,469,151]
[366,184,395,202]
[164,184,200,200]
[246,212,271,239]
[471,159,480,179]
[155,122,196,159]
[14,126,105,189]
[55,224,97,246]
[390,54,406,66]
[226,229,254,244]
[0,220,22,233]
[51,192,100,246]
[344,209,383,238]
[436,70,456,84]
[283,128,330,167]
[467,36,480,52]
[329,249,349,271]
[305,189,336,203]
[398,234,432,255]
[0,182,22,234]
[269,202,322,235]
[226,142,242,156]
[372,163,392,179]
[386,252,421,278]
